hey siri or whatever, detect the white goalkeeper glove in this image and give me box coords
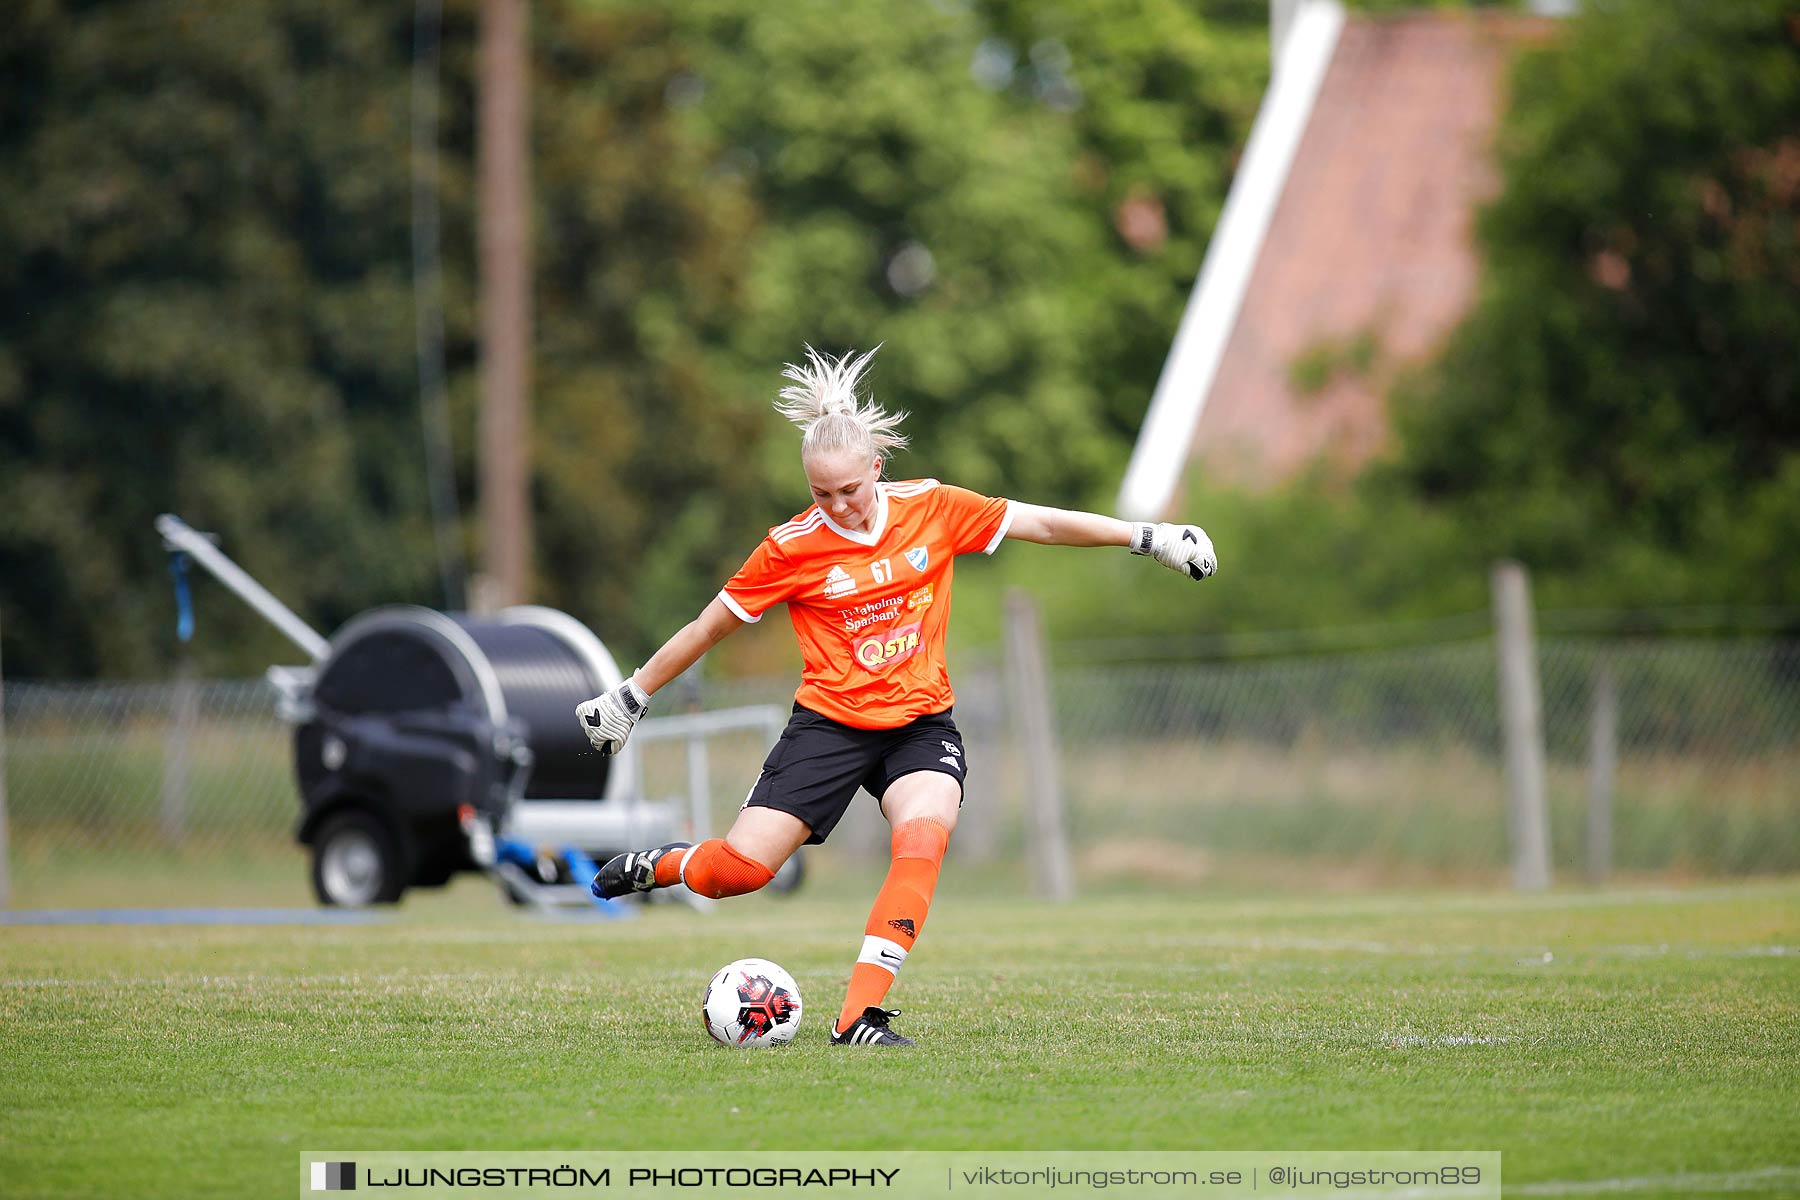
[1130,521,1218,581]
[576,676,651,755]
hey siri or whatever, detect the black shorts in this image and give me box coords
[743,704,968,845]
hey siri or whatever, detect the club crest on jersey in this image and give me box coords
[823,564,857,599]
[905,546,929,572]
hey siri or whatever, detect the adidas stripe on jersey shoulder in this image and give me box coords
[883,477,940,499]
[771,508,826,546]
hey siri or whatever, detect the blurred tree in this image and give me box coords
[0,1,437,676]
[1384,0,1800,609]
[665,0,1102,506]
[0,0,1281,677]
[0,0,766,676]
[525,3,768,651]
[30,0,1684,678]
[972,0,1267,446]
[665,0,1265,508]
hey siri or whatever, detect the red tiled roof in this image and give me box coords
[1188,11,1554,488]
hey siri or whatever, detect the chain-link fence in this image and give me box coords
[1036,637,1800,888]
[3,678,295,860]
[4,634,1797,902]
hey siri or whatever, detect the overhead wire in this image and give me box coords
[412,0,468,611]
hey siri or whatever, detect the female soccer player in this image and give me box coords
[578,346,1217,1047]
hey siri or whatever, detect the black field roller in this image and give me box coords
[293,605,634,907]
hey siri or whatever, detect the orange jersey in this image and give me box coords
[719,479,1014,729]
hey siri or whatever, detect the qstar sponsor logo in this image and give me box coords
[853,621,923,670]
[823,564,857,599]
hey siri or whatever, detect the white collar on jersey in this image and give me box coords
[816,481,889,546]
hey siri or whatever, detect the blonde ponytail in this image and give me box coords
[773,345,909,463]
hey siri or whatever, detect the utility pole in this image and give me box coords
[0,606,10,908]
[1492,561,1552,891]
[476,0,533,613]
[1004,590,1074,902]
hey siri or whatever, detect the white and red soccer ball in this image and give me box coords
[702,958,802,1047]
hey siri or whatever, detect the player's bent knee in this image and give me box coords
[721,806,811,875]
[882,772,962,833]
[681,838,776,899]
[892,816,950,863]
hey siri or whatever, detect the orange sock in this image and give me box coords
[836,817,950,1033]
[659,838,774,899]
[653,847,688,888]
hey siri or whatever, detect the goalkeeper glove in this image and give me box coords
[1130,522,1218,581]
[576,676,651,755]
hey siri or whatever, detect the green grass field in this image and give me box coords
[3,870,1797,1198]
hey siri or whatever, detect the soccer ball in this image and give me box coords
[702,958,803,1047]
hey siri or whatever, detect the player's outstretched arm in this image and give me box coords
[1005,503,1218,581]
[576,598,744,755]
